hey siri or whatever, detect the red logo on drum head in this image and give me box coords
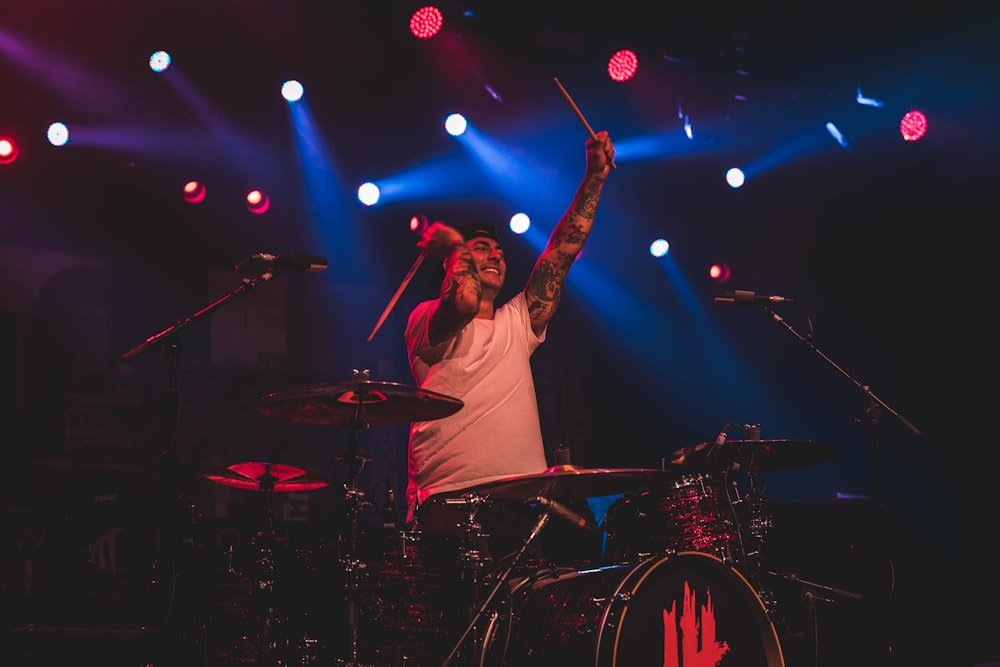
[662,581,730,667]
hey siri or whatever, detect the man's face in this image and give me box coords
[468,237,506,290]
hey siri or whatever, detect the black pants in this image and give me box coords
[414,493,603,570]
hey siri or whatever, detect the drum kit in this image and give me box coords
[189,369,841,666]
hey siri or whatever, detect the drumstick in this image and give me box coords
[553,77,617,169]
[367,249,428,342]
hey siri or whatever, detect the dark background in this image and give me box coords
[2,3,998,665]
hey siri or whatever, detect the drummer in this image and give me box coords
[403,130,616,563]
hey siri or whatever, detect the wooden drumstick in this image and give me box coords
[367,248,428,342]
[553,77,617,169]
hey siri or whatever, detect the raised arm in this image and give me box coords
[420,221,482,345]
[525,130,615,335]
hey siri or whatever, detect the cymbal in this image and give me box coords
[668,439,839,472]
[203,461,332,492]
[452,465,675,501]
[257,380,464,427]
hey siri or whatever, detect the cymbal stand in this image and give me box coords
[246,472,289,659]
[443,494,493,616]
[336,369,374,666]
[440,508,552,667]
[741,438,773,576]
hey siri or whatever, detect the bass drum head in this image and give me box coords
[486,551,784,667]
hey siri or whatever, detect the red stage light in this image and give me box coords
[183,180,206,203]
[709,263,731,282]
[247,189,270,214]
[608,49,639,82]
[899,110,928,142]
[0,137,19,164]
[410,6,443,39]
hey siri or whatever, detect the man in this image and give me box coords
[402,130,615,560]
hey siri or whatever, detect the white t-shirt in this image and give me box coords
[404,291,549,522]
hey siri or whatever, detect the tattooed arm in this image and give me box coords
[420,221,482,345]
[525,130,615,336]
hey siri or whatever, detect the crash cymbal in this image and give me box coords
[257,380,464,427]
[453,465,675,501]
[203,461,332,492]
[668,439,839,472]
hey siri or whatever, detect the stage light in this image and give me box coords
[410,6,443,39]
[509,212,530,235]
[650,238,670,258]
[725,167,745,188]
[900,110,928,142]
[47,122,69,146]
[826,122,849,149]
[709,263,731,282]
[445,113,467,136]
[247,189,270,214]
[358,182,380,206]
[149,50,171,73]
[183,180,206,203]
[855,85,883,108]
[608,49,639,82]
[410,214,429,234]
[0,137,18,164]
[281,80,304,102]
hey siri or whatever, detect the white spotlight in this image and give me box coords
[445,113,467,136]
[725,168,745,188]
[149,50,171,73]
[358,182,380,206]
[282,80,304,102]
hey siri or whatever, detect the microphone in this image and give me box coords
[238,253,329,272]
[529,497,598,532]
[706,427,728,461]
[714,290,793,305]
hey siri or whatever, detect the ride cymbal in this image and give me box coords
[668,439,839,472]
[203,461,332,492]
[452,465,675,501]
[257,380,463,427]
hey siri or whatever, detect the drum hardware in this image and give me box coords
[444,493,495,601]
[200,461,325,664]
[767,570,863,667]
[440,502,556,667]
[667,435,839,577]
[257,369,464,666]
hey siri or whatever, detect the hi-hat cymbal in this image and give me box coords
[451,465,675,502]
[669,439,839,472]
[257,380,463,427]
[203,461,332,492]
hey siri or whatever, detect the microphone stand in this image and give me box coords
[118,267,285,663]
[755,303,920,667]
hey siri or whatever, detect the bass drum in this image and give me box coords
[482,552,784,667]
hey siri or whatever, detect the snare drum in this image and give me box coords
[482,551,785,666]
[604,473,745,565]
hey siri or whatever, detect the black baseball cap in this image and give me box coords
[455,220,501,245]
